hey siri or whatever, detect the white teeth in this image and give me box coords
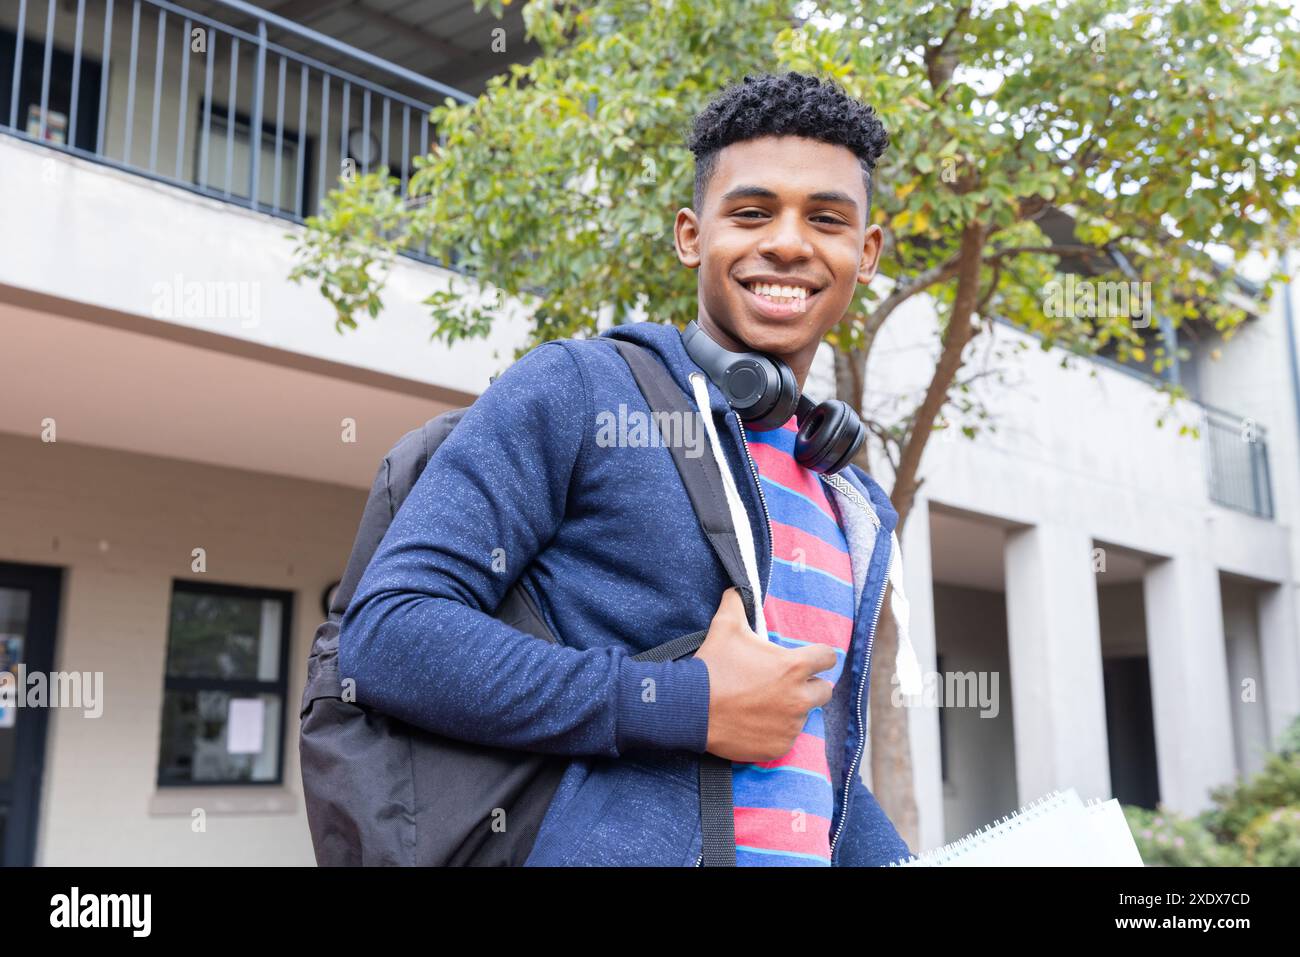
[745,282,809,300]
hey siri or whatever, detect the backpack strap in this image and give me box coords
[607,340,756,613]
[605,337,747,868]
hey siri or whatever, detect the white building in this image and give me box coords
[858,243,1300,850]
[1,0,1296,865]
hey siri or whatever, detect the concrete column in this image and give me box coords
[1258,581,1300,750]
[1143,556,1237,814]
[900,496,945,851]
[1222,581,1269,778]
[1004,523,1112,804]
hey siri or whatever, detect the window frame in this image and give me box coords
[157,578,293,789]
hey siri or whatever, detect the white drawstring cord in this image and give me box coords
[689,373,768,642]
[889,530,924,696]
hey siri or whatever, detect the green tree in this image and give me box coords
[289,0,1300,848]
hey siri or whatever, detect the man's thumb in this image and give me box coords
[714,586,747,620]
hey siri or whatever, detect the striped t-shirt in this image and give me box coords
[732,415,855,866]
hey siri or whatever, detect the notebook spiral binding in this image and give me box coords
[887,789,1071,867]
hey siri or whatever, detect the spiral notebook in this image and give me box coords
[890,788,1145,866]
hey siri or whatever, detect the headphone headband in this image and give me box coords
[680,320,866,473]
[681,320,791,429]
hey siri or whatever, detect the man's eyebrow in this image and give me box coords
[719,185,860,215]
[808,189,859,211]
[719,185,780,202]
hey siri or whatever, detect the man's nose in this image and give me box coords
[758,210,813,260]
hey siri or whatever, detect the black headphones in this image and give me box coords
[681,319,866,475]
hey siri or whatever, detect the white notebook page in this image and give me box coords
[891,789,1144,866]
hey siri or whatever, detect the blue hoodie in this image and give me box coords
[338,319,912,866]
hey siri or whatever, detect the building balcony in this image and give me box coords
[1203,403,1275,520]
[0,1,543,490]
[0,0,513,245]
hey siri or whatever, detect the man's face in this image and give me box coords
[674,135,884,381]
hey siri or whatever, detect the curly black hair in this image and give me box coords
[687,71,888,215]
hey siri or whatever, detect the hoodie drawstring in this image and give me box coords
[689,373,769,642]
[889,530,924,696]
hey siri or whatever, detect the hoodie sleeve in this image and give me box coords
[338,339,711,757]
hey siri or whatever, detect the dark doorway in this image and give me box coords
[1103,655,1161,810]
[0,561,62,866]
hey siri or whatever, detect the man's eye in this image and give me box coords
[734,209,843,225]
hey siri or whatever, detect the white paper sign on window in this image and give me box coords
[226,697,265,754]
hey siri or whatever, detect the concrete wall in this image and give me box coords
[0,134,533,399]
[868,296,1294,582]
[1190,273,1300,576]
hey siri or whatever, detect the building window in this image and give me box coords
[157,581,291,787]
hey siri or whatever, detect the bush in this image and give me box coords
[1122,805,1243,867]
[1121,713,1300,866]
[1276,713,1300,758]
[1203,750,1300,843]
[1238,806,1300,867]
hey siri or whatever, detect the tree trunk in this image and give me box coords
[855,222,986,854]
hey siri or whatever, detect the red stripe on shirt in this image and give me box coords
[751,730,834,777]
[734,806,834,856]
[744,442,838,521]
[763,594,854,651]
[770,519,853,586]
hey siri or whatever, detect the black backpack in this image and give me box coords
[298,338,756,866]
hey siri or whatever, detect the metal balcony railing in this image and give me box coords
[1202,404,1275,519]
[1,0,472,240]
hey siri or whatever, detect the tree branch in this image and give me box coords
[924,5,970,95]
[975,261,1003,316]
[890,220,988,533]
[985,243,1103,264]
[864,256,965,336]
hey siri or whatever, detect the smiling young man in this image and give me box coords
[339,71,912,866]
[679,71,886,395]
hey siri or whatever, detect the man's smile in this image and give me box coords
[736,275,826,318]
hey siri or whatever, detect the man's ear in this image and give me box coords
[858,223,885,285]
[675,208,702,270]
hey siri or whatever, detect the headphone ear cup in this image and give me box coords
[795,399,867,474]
[741,358,801,431]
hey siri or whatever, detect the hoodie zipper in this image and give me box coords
[821,468,886,858]
[828,529,891,861]
[828,573,887,858]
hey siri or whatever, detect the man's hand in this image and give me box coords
[692,587,837,763]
